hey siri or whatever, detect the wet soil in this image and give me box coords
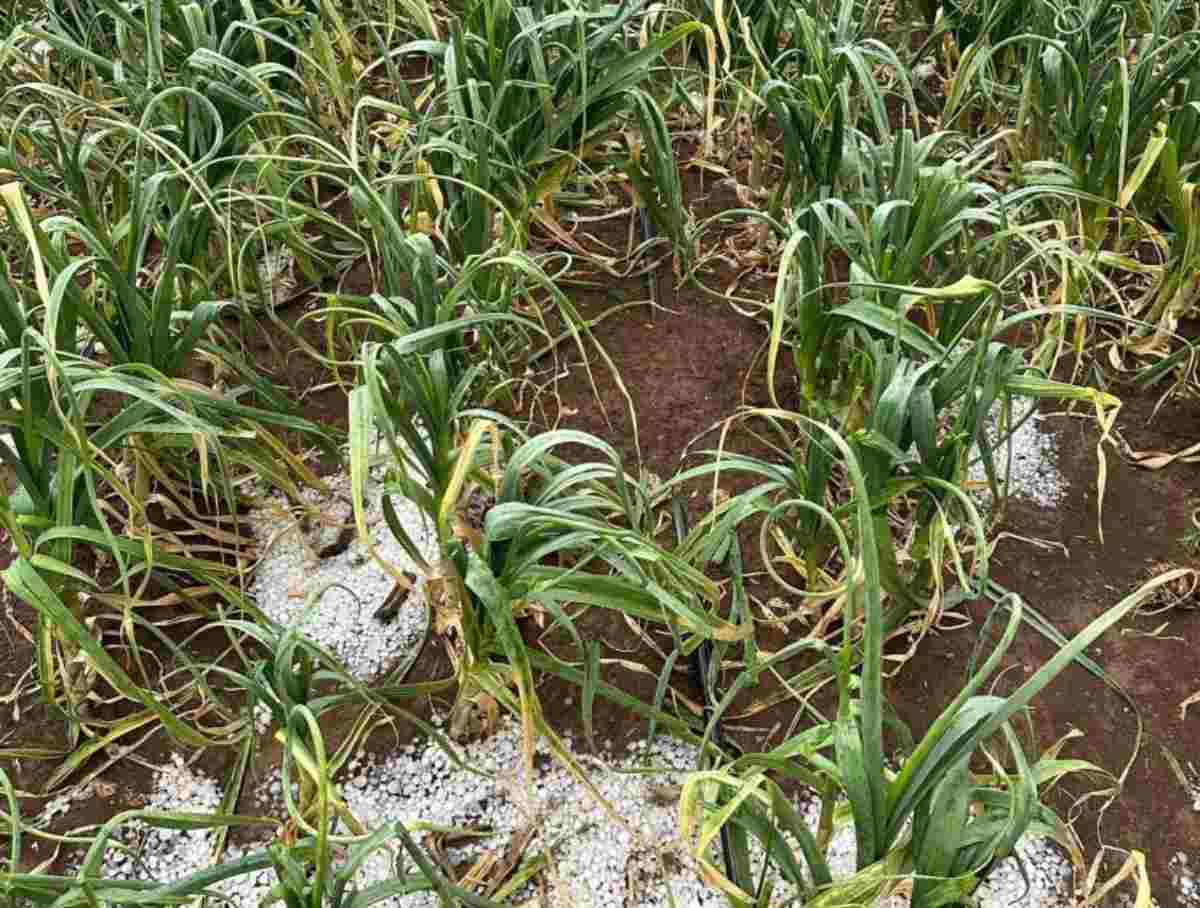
[889,384,1200,904]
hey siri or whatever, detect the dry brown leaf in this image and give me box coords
[1129,439,1200,469]
[484,820,538,897]
[1182,690,1200,721]
[91,587,216,610]
[428,575,462,640]
[452,519,483,553]
[531,205,590,255]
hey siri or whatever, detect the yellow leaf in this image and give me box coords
[0,183,50,308]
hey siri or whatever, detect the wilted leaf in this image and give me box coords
[1129,440,1200,469]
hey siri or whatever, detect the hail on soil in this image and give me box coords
[248,468,437,683]
[93,721,1073,908]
